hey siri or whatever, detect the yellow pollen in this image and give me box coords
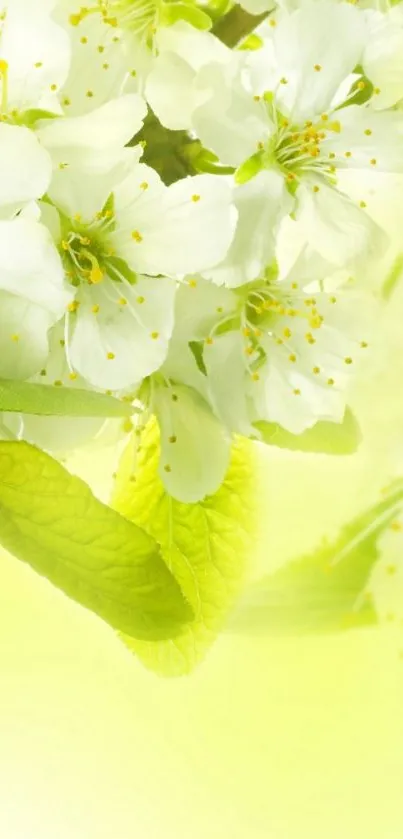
[136,296,145,304]
[34,61,43,69]
[321,114,328,121]
[360,341,368,348]
[313,366,320,375]
[50,83,57,91]
[344,357,353,365]
[280,77,288,85]
[191,194,201,202]
[86,90,94,98]
[313,185,320,193]
[140,181,149,190]
[150,331,159,340]
[122,419,133,434]
[91,304,100,314]
[69,372,78,381]
[90,267,103,284]
[293,388,301,396]
[243,327,251,337]
[61,240,69,251]
[11,333,19,342]
[305,333,315,344]
[67,301,79,313]
[314,64,322,72]
[289,354,297,363]
[251,372,260,381]
[357,80,366,90]
[345,151,352,158]
[327,378,335,386]
[283,327,292,338]
[364,129,372,136]
[374,87,381,95]
[245,346,254,356]
[54,380,63,387]
[269,19,276,26]
[330,296,337,303]
[80,36,88,44]
[103,63,109,70]
[205,337,214,345]
[164,464,172,473]
[118,297,127,306]
[359,201,367,208]
[169,435,177,444]
[370,158,377,166]
[131,230,143,242]
[106,352,115,360]
[291,282,298,290]
[253,95,261,102]
[188,279,197,288]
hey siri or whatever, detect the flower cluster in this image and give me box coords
[1,0,402,501]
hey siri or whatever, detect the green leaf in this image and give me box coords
[112,420,258,676]
[0,378,134,418]
[254,408,361,455]
[229,481,403,636]
[162,1,212,29]
[0,442,192,640]
[235,151,265,184]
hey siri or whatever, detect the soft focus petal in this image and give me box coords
[0,124,51,211]
[0,291,54,380]
[152,383,231,503]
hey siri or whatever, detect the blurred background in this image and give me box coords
[0,173,403,839]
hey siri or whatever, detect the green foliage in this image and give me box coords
[230,481,403,635]
[0,441,191,639]
[112,421,258,676]
[255,409,361,455]
[0,378,134,418]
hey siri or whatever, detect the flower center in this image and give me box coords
[70,0,160,42]
[59,203,136,288]
[271,117,340,181]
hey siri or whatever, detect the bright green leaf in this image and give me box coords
[0,378,134,418]
[229,481,403,636]
[254,408,361,455]
[235,151,265,184]
[0,441,192,640]
[112,420,258,676]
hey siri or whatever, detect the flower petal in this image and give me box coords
[0,124,52,211]
[0,291,54,379]
[69,276,176,391]
[114,173,237,275]
[295,180,387,267]
[204,171,294,287]
[0,217,71,314]
[152,383,231,503]
[204,332,256,436]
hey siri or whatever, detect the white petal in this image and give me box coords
[114,173,237,275]
[0,124,52,211]
[204,171,293,287]
[0,218,71,314]
[36,95,146,168]
[295,180,387,267]
[152,383,231,503]
[0,291,54,379]
[69,276,176,391]
[193,62,270,167]
[322,106,403,174]
[145,53,197,130]
[204,332,256,436]
[171,280,236,342]
[53,9,132,116]
[1,0,70,111]
[363,9,403,111]
[250,1,366,121]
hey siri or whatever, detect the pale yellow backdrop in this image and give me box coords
[0,174,403,839]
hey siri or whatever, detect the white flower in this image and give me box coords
[0,216,71,380]
[54,0,213,117]
[44,161,236,391]
[190,1,402,267]
[0,0,71,211]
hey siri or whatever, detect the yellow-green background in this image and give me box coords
[1,174,403,839]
